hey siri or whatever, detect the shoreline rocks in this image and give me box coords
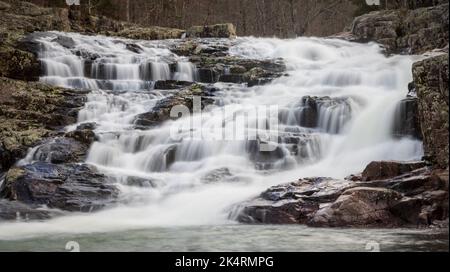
[232,160,449,228]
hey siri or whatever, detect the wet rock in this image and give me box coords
[392,97,422,139]
[52,35,75,49]
[0,199,53,221]
[201,168,240,183]
[191,56,286,85]
[234,161,449,227]
[154,80,194,90]
[413,53,449,169]
[0,162,118,212]
[65,128,97,145]
[233,177,353,224]
[134,84,215,128]
[197,68,219,83]
[74,49,101,61]
[245,139,287,170]
[121,176,157,188]
[25,137,89,164]
[218,74,247,84]
[361,161,427,181]
[309,187,404,227]
[125,43,143,54]
[76,122,97,131]
[279,96,353,133]
[186,24,237,39]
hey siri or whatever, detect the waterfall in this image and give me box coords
[3,32,424,233]
[173,62,198,81]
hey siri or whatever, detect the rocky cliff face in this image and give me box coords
[413,53,449,169]
[350,3,449,54]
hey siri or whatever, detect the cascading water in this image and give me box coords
[0,33,425,238]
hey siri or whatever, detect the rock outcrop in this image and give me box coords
[233,161,448,227]
[113,26,185,40]
[350,3,449,54]
[413,53,449,169]
[186,24,237,39]
[0,78,87,172]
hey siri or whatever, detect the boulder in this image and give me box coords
[191,56,286,86]
[361,161,427,181]
[0,162,118,212]
[52,35,75,49]
[134,84,215,128]
[413,53,449,168]
[125,43,143,54]
[154,80,194,90]
[23,137,90,164]
[232,177,353,224]
[186,24,237,39]
[309,187,404,227]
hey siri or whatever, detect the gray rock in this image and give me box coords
[0,162,119,213]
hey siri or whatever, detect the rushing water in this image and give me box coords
[0,32,434,250]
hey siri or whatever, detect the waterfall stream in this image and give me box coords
[0,32,424,238]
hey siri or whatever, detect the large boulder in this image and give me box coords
[191,56,286,86]
[361,161,427,181]
[232,177,353,224]
[186,24,237,39]
[413,53,449,169]
[22,137,91,164]
[309,187,404,227]
[0,162,118,213]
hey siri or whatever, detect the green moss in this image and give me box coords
[5,167,25,183]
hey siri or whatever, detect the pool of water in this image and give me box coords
[0,225,447,252]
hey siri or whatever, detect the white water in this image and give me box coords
[0,33,424,239]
